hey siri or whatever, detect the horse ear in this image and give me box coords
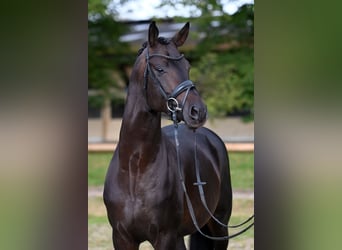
[172,22,190,47]
[148,21,159,47]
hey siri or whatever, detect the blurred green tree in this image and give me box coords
[160,1,254,119]
[191,49,253,118]
[88,0,129,109]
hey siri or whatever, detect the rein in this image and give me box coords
[171,112,254,240]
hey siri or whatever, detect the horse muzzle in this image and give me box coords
[183,102,207,129]
[167,97,207,129]
[166,80,207,129]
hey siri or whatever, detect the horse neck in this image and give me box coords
[118,78,163,167]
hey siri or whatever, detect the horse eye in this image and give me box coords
[155,66,164,73]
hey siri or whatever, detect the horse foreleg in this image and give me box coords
[189,225,214,250]
[207,219,229,250]
[111,229,139,250]
[153,233,186,250]
[189,221,229,250]
[176,237,187,250]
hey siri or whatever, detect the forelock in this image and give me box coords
[137,37,171,57]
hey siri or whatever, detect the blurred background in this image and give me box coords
[88,0,254,143]
[88,1,254,249]
[1,0,341,249]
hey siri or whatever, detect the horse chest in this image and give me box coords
[123,167,180,211]
[117,161,183,228]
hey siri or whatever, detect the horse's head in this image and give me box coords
[138,21,207,129]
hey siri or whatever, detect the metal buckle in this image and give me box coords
[167,97,182,113]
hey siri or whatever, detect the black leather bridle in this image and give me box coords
[143,46,195,121]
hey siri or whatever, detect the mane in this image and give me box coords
[137,37,171,57]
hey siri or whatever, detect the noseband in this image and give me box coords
[143,46,196,121]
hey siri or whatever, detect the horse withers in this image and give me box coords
[103,21,232,250]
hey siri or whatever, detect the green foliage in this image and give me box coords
[192,4,253,118]
[88,0,109,17]
[88,0,129,107]
[88,95,105,109]
[161,1,254,118]
[191,49,253,117]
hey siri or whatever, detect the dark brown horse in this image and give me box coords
[104,21,232,250]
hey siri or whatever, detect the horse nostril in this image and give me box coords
[190,106,199,120]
